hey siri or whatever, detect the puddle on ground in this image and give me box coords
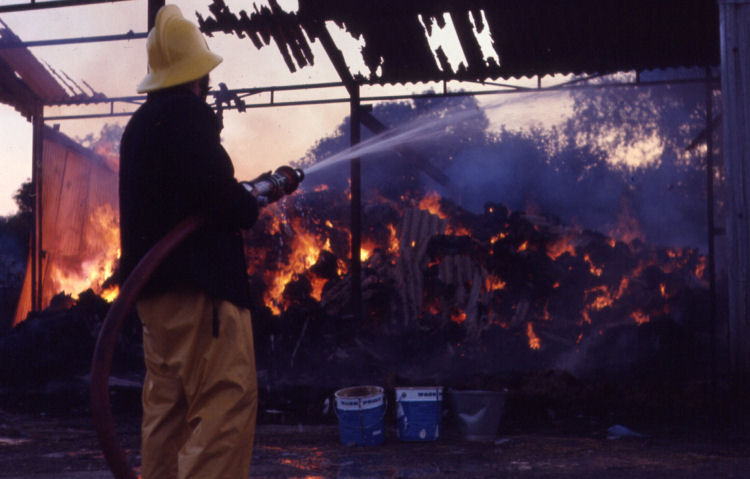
[0,437,31,446]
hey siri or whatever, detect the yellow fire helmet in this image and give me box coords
[137,4,223,93]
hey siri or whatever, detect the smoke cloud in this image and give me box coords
[300,77,711,251]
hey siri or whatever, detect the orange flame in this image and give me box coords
[101,285,120,303]
[266,215,282,235]
[547,236,576,260]
[586,285,614,310]
[491,232,507,243]
[263,217,330,314]
[526,322,541,350]
[484,274,507,292]
[387,224,399,255]
[337,258,348,277]
[694,256,707,279]
[582,284,616,324]
[424,297,441,315]
[417,191,470,236]
[418,191,446,218]
[361,238,378,262]
[632,310,650,325]
[46,203,120,303]
[310,276,327,301]
[447,224,471,236]
[583,253,603,277]
[662,248,695,275]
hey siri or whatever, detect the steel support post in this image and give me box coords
[350,85,362,324]
[719,0,750,393]
[31,103,43,311]
[705,66,718,392]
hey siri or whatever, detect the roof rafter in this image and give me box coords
[0,0,132,14]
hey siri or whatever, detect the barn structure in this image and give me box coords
[0,21,116,328]
[0,0,748,389]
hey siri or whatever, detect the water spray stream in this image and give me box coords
[303,90,564,176]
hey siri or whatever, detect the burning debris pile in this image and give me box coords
[0,289,143,414]
[244,179,712,388]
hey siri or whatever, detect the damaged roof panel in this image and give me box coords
[199,0,719,84]
[0,26,68,108]
[0,22,107,119]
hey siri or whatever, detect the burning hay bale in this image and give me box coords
[242,180,712,390]
[395,207,448,327]
[0,167,713,422]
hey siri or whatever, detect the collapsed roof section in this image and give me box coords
[0,22,104,119]
[198,0,720,86]
[0,25,65,119]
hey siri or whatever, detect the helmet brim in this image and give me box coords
[137,51,222,93]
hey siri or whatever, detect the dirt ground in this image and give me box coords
[1,408,750,479]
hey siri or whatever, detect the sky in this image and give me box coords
[0,0,571,217]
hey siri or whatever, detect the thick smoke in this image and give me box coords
[299,76,711,251]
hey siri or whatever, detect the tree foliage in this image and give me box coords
[297,76,710,249]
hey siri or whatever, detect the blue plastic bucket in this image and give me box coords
[395,386,443,441]
[334,385,386,446]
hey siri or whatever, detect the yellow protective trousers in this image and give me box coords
[136,290,257,479]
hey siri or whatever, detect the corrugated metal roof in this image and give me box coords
[0,52,39,119]
[199,0,719,85]
[0,23,106,119]
[0,26,68,117]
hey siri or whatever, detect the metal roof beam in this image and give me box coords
[0,31,147,49]
[0,0,132,14]
[315,22,359,97]
[45,80,347,106]
[42,73,714,121]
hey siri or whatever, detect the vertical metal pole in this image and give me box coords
[350,85,362,323]
[31,103,43,311]
[719,0,750,394]
[705,65,718,391]
[147,0,164,29]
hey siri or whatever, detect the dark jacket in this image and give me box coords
[119,87,258,309]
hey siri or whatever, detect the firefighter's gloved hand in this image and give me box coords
[241,181,267,207]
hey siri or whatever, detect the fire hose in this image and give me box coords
[89,166,304,479]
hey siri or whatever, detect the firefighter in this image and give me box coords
[119,5,259,478]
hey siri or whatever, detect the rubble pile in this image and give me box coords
[244,183,713,391]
